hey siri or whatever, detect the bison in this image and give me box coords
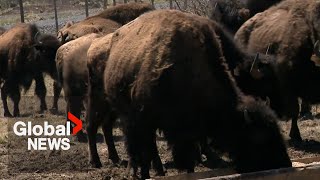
[86,33,165,176]
[55,33,102,141]
[210,0,282,34]
[0,23,60,117]
[54,2,153,142]
[234,0,320,141]
[57,2,154,43]
[86,10,291,179]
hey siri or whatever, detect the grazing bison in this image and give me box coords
[87,10,291,179]
[235,0,320,141]
[0,23,60,117]
[57,2,154,43]
[54,2,153,142]
[210,0,282,33]
[55,33,102,141]
[86,34,165,176]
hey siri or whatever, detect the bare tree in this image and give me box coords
[104,0,108,9]
[169,0,173,9]
[53,0,59,33]
[150,0,155,8]
[19,0,24,23]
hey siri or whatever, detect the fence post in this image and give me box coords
[104,0,108,9]
[85,0,89,17]
[53,0,59,33]
[19,0,24,23]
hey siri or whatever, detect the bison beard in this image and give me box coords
[0,23,60,117]
[99,10,291,179]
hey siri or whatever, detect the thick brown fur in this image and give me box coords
[99,10,291,179]
[235,0,320,141]
[89,2,154,25]
[0,23,60,117]
[57,2,153,44]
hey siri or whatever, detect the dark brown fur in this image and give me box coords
[0,23,60,117]
[235,0,320,141]
[98,10,290,179]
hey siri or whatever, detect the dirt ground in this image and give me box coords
[0,76,319,180]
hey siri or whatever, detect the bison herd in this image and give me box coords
[2,0,320,179]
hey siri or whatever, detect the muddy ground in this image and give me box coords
[0,76,319,180]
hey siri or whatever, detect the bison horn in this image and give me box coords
[250,53,259,73]
[244,109,252,123]
[314,40,320,57]
[265,44,271,55]
[265,96,270,106]
[34,31,42,44]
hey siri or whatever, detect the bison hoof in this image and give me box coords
[13,112,20,117]
[110,156,121,164]
[76,131,88,143]
[289,132,302,142]
[4,112,13,117]
[90,160,102,168]
[49,107,58,114]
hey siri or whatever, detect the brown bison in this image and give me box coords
[55,33,102,141]
[86,34,165,176]
[54,3,153,142]
[210,0,282,33]
[0,23,60,117]
[235,0,320,141]
[87,10,291,179]
[57,2,154,43]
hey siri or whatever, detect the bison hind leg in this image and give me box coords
[1,83,13,117]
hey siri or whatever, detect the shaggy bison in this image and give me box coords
[235,0,320,141]
[86,34,165,175]
[86,10,291,179]
[0,23,60,117]
[54,2,153,142]
[57,2,154,43]
[210,0,282,33]
[55,33,102,141]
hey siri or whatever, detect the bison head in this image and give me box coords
[232,99,292,172]
[57,21,74,44]
[34,33,61,79]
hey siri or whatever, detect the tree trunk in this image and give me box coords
[19,0,24,23]
[150,0,154,8]
[183,0,188,10]
[85,0,89,17]
[104,0,108,9]
[53,0,59,33]
[169,0,173,9]
[113,0,116,6]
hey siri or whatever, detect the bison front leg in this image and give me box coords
[289,98,302,142]
[124,111,154,179]
[34,74,47,113]
[1,82,12,117]
[11,84,21,117]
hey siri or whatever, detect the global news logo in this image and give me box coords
[12,112,82,151]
